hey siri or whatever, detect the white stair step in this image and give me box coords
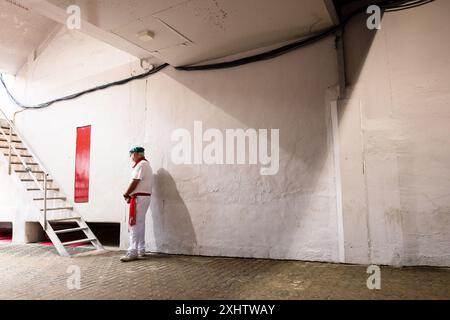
[62,238,95,246]
[0,128,14,132]
[40,207,73,212]
[0,146,26,150]
[55,227,88,234]
[0,131,17,137]
[48,217,81,222]
[27,187,59,191]
[3,153,32,158]
[22,178,53,182]
[14,162,38,165]
[15,169,44,173]
[0,138,21,143]
[33,196,65,201]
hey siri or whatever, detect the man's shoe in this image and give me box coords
[120,252,138,262]
[138,251,146,258]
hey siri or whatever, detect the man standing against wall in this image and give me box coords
[121,146,153,262]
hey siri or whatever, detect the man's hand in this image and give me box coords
[123,179,140,204]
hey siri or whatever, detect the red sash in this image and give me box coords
[132,157,148,168]
[129,193,151,226]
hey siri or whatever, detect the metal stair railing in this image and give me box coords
[0,106,51,230]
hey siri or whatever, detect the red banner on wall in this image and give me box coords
[74,125,91,203]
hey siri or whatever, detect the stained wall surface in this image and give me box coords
[341,0,450,266]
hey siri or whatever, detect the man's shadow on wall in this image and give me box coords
[149,168,197,255]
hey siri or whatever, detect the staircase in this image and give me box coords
[0,113,103,257]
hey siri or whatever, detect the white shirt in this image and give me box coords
[130,160,153,195]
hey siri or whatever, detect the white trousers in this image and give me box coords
[128,196,151,255]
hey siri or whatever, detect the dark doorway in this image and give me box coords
[0,222,12,243]
[87,223,120,247]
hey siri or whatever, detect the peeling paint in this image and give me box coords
[192,0,229,32]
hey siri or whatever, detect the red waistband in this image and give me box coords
[131,193,151,197]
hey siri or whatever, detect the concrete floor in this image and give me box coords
[0,242,449,300]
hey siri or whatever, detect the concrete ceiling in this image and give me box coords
[0,0,57,74]
[0,0,338,74]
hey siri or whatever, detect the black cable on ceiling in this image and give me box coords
[174,27,341,71]
[382,0,434,12]
[0,63,169,109]
[0,0,434,110]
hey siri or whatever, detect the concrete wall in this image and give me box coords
[0,27,341,262]
[340,0,450,266]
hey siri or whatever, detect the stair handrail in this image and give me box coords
[0,106,52,229]
[0,107,51,189]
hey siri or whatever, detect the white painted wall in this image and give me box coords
[0,28,341,262]
[341,0,450,266]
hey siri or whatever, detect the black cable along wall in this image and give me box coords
[0,0,433,110]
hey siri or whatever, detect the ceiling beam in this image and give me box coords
[323,0,340,25]
[21,0,159,61]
